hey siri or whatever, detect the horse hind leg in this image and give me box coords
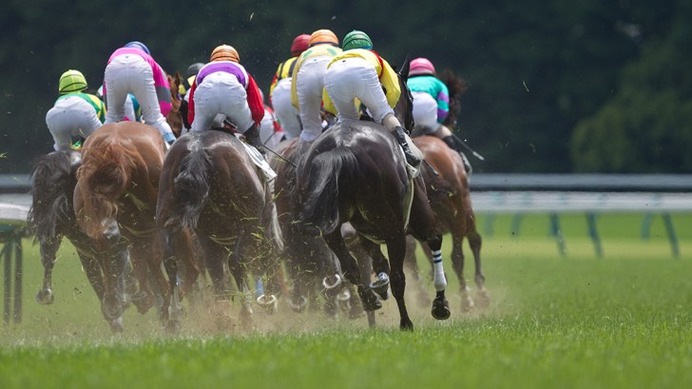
[449,231,474,312]
[468,229,489,308]
[36,237,61,304]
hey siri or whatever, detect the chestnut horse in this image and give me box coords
[157,129,284,333]
[73,122,169,332]
[295,66,451,330]
[408,136,488,311]
[28,150,106,305]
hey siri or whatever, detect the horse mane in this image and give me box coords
[439,69,468,128]
[27,151,79,239]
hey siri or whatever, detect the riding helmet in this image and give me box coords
[342,30,373,51]
[290,34,311,56]
[409,58,436,76]
[125,41,151,55]
[210,45,240,63]
[58,69,88,94]
[308,29,339,47]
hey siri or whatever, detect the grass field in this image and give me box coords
[0,213,691,388]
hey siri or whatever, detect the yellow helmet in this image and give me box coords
[308,29,339,47]
[210,45,240,63]
[58,69,88,94]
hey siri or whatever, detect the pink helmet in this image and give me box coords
[409,57,436,76]
[290,34,311,56]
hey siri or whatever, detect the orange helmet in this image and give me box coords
[308,29,339,47]
[210,44,240,63]
[290,34,311,56]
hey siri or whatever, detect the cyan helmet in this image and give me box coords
[342,30,373,51]
[58,69,88,94]
[125,41,150,55]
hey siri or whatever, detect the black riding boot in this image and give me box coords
[391,126,421,167]
[442,135,472,174]
[244,124,265,154]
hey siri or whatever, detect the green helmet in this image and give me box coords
[59,69,88,94]
[342,30,373,51]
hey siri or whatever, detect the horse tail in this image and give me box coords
[169,143,212,230]
[298,146,359,235]
[27,151,78,240]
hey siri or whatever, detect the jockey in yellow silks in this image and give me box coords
[290,29,342,142]
[321,30,422,168]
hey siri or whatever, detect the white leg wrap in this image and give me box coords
[432,250,447,292]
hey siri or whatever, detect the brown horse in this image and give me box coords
[157,129,283,333]
[27,150,105,306]
[295,66,451,330]
[408,136,488,311]
[73,121,169,332]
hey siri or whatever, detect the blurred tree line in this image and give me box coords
[1,0,689,173]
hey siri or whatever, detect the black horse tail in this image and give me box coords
[27,151,78,240]
[169,143,212,230]
[298,146,359,235]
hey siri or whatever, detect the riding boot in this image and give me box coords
[442,135,472,174]
[391,126,421,167]
[244,124,265,155]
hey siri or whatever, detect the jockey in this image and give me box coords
[186,44,265,153]
[290,29,342,142]
[179,62,204,130]
[46,69,105,151]
[103,41,176,146]
[322,30,422,168]
[407,57,471,172]
[269,33,309,140]
[97,85,141,123]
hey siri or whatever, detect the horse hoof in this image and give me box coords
[288,295,308,313]
[256,294,278,314]
[361,289,382,312]
[110,317,124,333]
[166,319,181,334]
[36,289,55,305]
[322,274,342,290]
[132,291,154,314]
[370,273,389,300]
[476,290,491,308]
[400,320,414,331]
[431,298,451,320]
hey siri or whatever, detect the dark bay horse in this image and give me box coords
[73,122,170,332]
[27,150,104,305]
[409,135,488,311]
[157,130,283,332]
[295,71,450,330]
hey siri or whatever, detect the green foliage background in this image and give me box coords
[1,0,690,173]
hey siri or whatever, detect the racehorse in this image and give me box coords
[295,64,450,330]
[167,72,185,137]
[27,150,105,306]
[157,129,284,333]
[409,135,488,311]
[73,121,170,332]
[269,138,363,319]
